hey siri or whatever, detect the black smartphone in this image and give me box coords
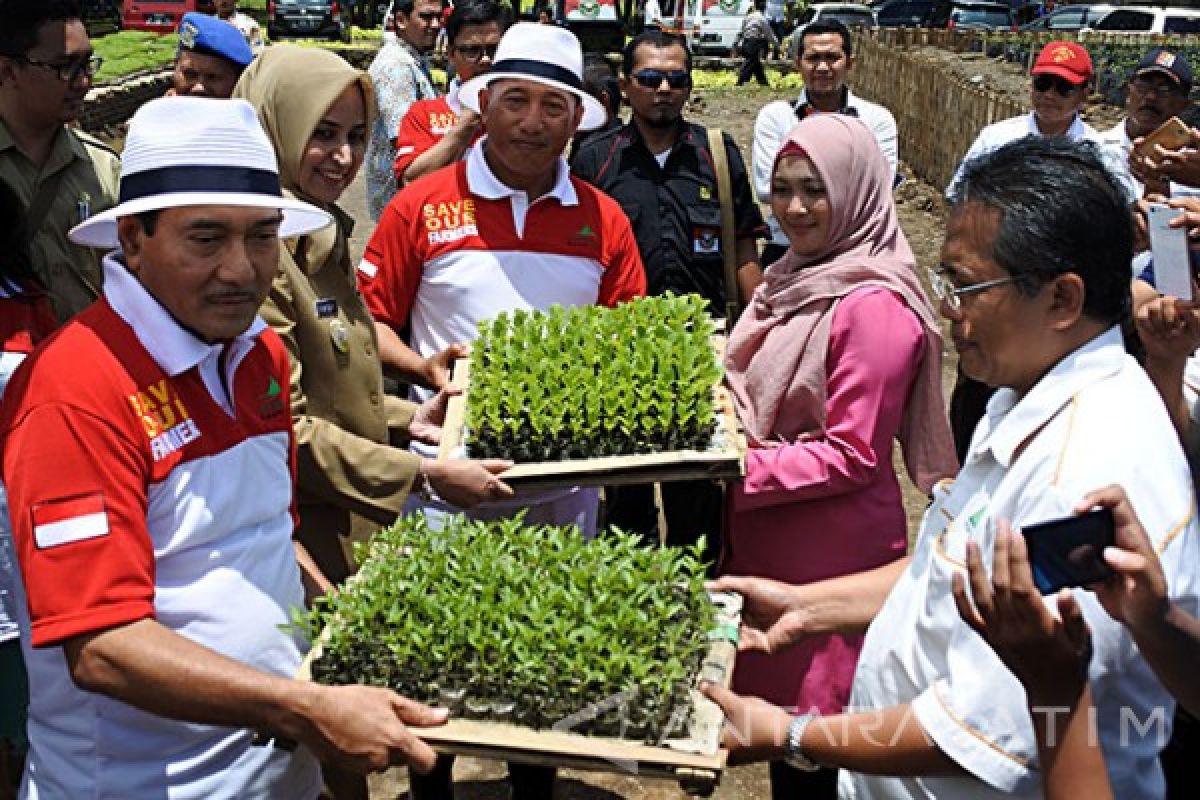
[1019,508,1116,595]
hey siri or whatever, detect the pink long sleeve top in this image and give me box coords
[724,286,925,713]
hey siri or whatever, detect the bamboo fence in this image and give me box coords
[852,32,1024,191]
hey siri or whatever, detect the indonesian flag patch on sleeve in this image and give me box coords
[31,493,110,549]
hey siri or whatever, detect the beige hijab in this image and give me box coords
[232,45,375,269]
[725,115,957,493]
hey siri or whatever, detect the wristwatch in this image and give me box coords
[415,460,438,503]
[784,713,821,772]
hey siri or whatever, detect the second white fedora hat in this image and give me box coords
[70,96,332,249]
[458,22,607,132]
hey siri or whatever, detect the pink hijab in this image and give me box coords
[725,115,957,493]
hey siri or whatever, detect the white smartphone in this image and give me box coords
[1148,203,1193,301]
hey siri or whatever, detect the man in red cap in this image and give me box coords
[946,41,1133,200]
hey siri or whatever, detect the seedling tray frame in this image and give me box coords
[296,592,742,796]
[437,338,746,491]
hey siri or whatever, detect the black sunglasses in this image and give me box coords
[631,69,691,89]
[453,43,499,62]
[1032,73,1083,96]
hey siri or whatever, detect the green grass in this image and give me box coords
[93,30,179,83]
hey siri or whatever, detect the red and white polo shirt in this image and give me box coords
[392,91,483,182]
[359,138,646,364]
[0,257,320,799]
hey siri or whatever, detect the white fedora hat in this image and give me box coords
[458,22,607,132]
[70,96,332,249]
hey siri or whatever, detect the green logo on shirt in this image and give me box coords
[968,507,986,530]
[267,377,282,398]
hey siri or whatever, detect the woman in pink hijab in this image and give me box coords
[722,114,957,799]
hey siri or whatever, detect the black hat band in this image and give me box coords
[119,165,282,205]
[488,58,584,92]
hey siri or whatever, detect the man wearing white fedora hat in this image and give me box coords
[358,20,646,798]
[360,20,643,403]
[0,96,448,799]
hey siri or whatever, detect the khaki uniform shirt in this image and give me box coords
[0,121,120,324]
[259,204,421,583]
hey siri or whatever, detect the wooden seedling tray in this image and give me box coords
[296,592,742,796]
[437,339,746,491]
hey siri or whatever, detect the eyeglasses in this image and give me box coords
[18,54,102,83]
[928,267,1019,312]
[631,69,691,90]
[1130,75,1185,97]
[1032,73,1083,96]
[453,43,499,63]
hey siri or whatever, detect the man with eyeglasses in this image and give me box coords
[572,29,764,557]
[0,0,119,325]
[392,0,509,187]
[366,0,443,220]
[944,40,1134,461]
[703,135,1200,800]
[1099,48,1195,199]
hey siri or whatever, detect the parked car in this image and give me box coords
[268,0,351,42]
[121,0,213,33]
[924,0,1014,30]
[875,0,936,28]
[85,0,124,29]
[694,0,755,57]
[1091,5,1200,34]
[1019,3,1115,31]
[794,2,879,32]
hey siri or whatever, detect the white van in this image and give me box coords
[695,0,755,56]
[1091,4,1200,34]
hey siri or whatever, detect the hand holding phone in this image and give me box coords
[1133,116,1193,167]
[1019,508,1116,595]
[1147,202,1194,300]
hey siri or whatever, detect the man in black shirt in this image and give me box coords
[573,30,764,317]
[572,29,765,556]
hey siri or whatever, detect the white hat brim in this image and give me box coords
[69,192,333,249]
[459,72,608,132]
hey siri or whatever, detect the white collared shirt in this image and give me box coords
[753,90,898,246]
[843,327,1200,800]
[465,136,578,237]
[946,112,1137,201]
[5,254,318,799]
[104,255,266,415]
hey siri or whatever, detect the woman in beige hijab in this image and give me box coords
[233,46,513,589]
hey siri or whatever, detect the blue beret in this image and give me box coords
[177,13,254,68]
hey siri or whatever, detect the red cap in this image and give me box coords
[1031,41,1093,85]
